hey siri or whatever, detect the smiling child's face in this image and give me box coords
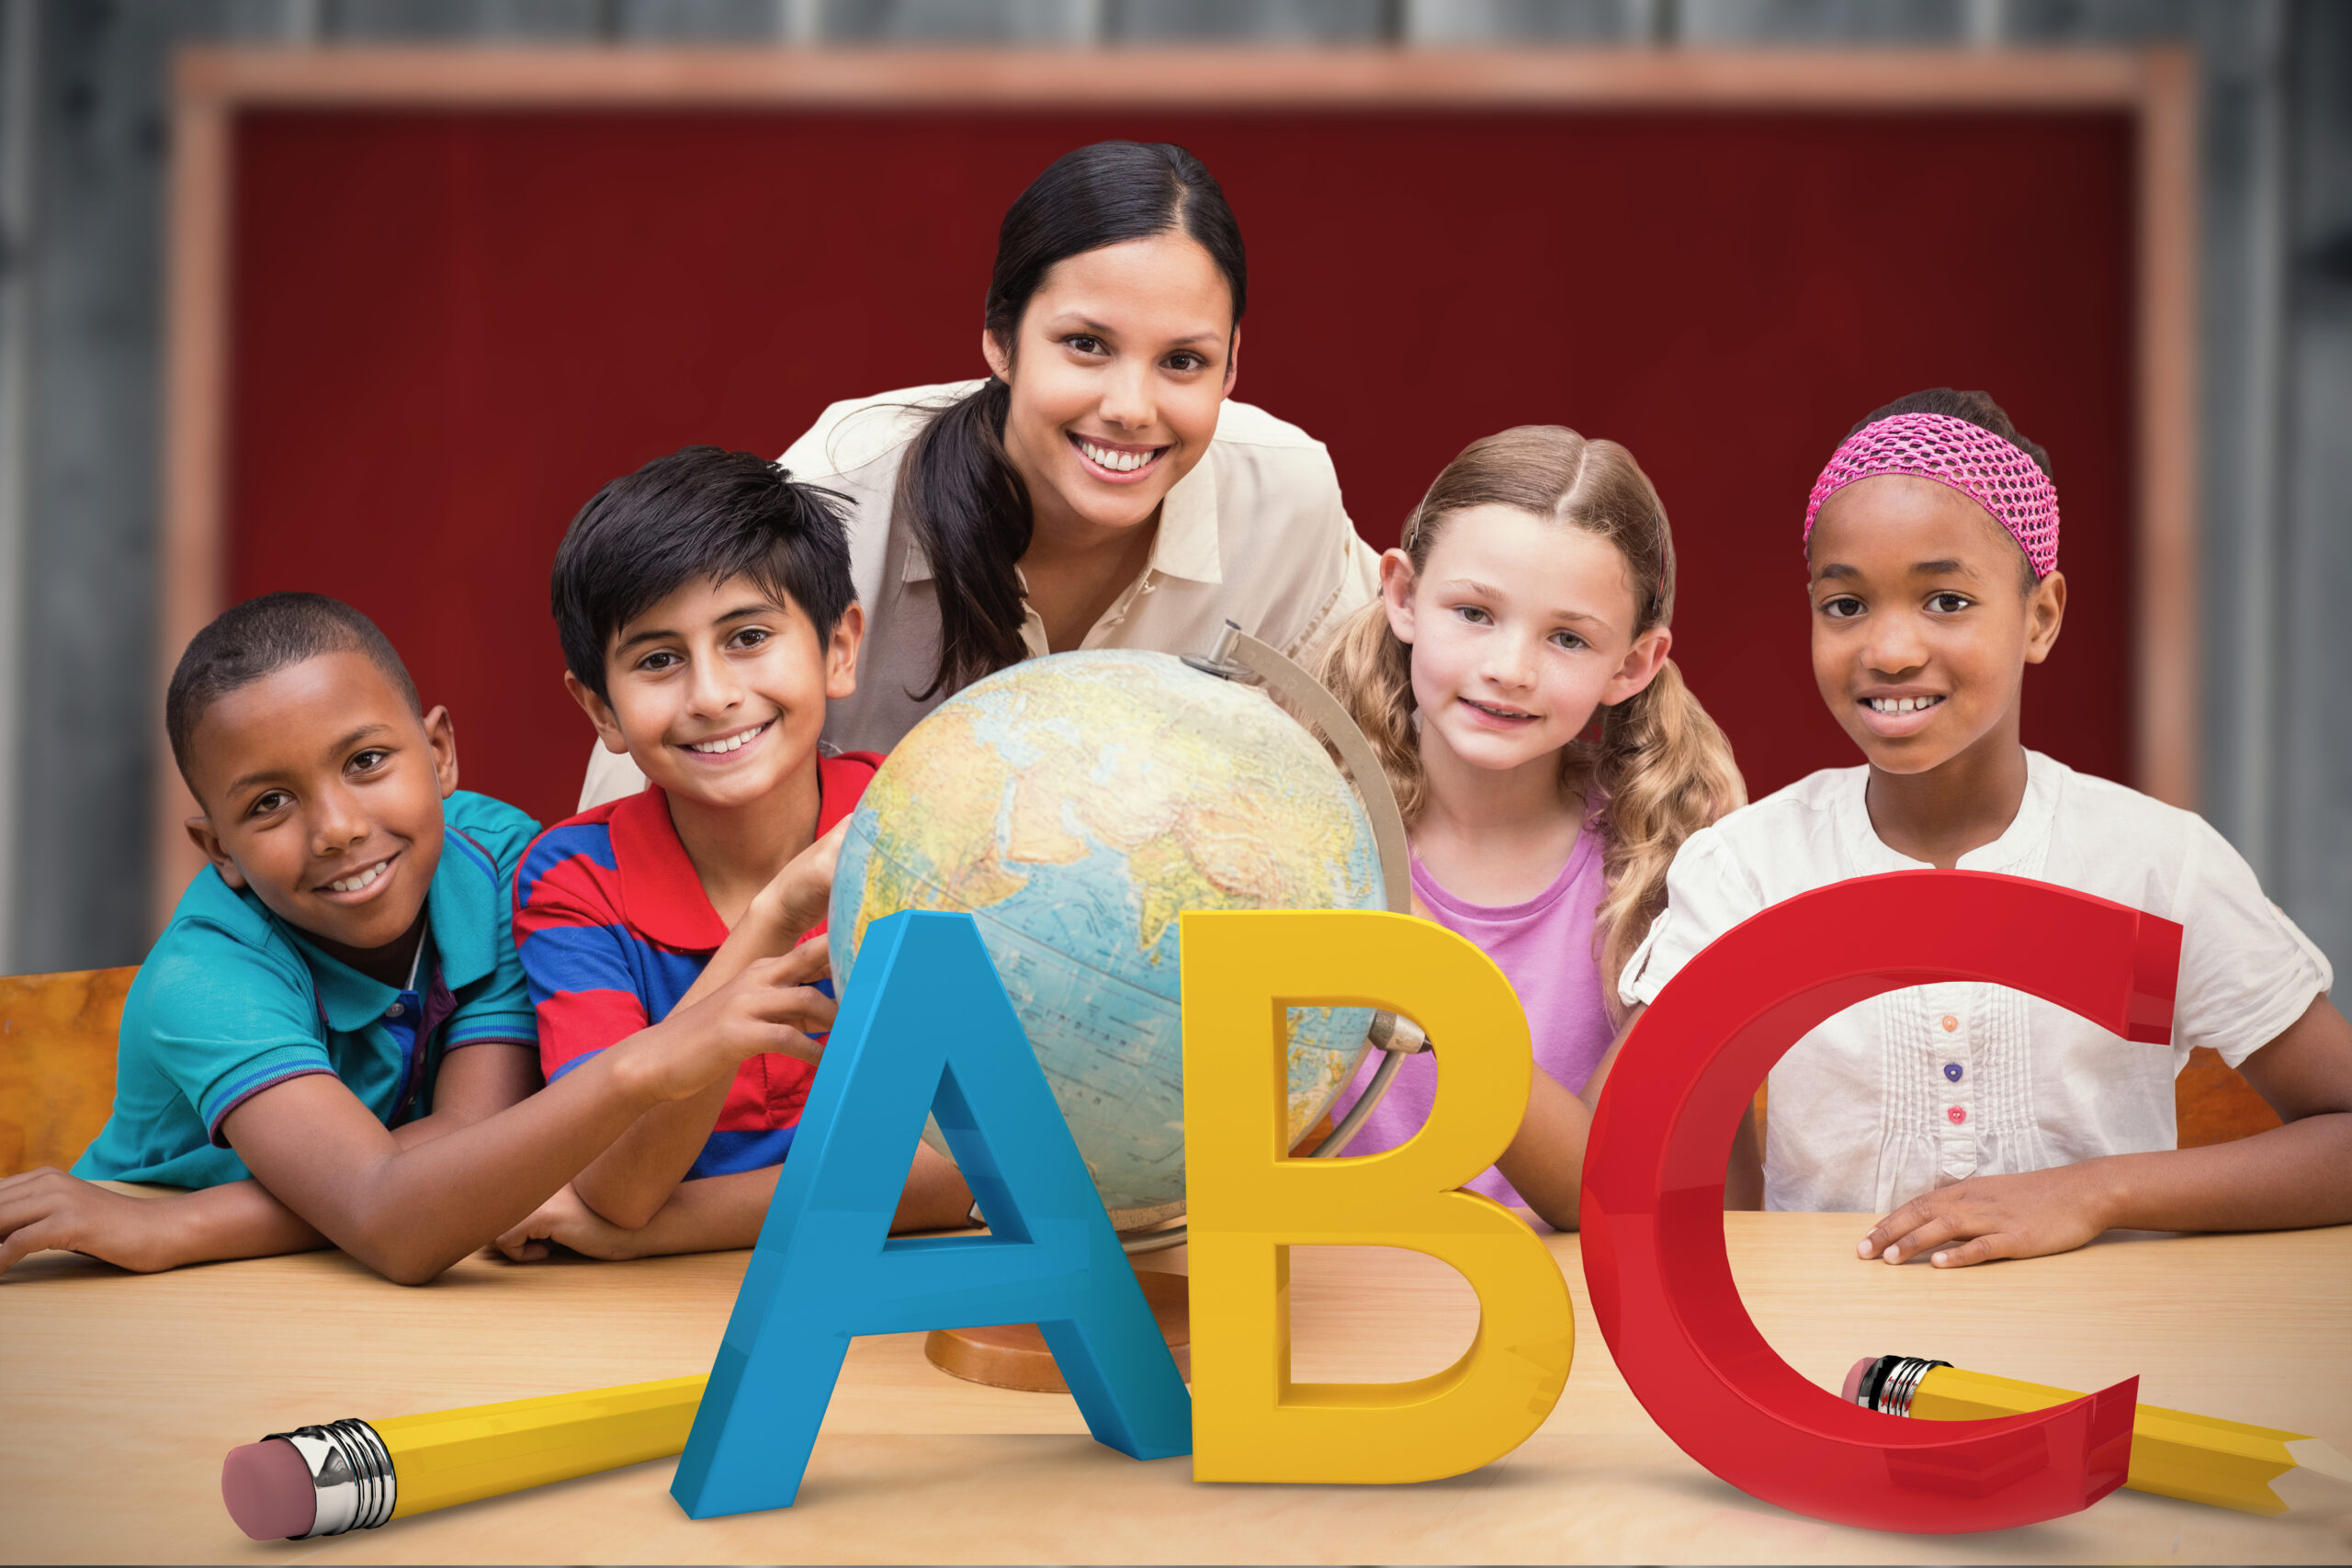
[1807,475,2067,777]
[184,649,457,962]
[571,574,862,812]
[982,231,1238,544]
[1385,503,1669,782]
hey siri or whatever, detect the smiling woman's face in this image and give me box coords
[983,231,1238,547]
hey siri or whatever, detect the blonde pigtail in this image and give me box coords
[1314,599,1430,826]
[1592,658,1746,1010]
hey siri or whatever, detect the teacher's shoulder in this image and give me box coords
[1205,399,1375,660]
[1208,398,1348,522]
[1212,397,1335,460]
[780,380,982,486]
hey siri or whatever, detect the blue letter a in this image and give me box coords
[670,910,1193,1518]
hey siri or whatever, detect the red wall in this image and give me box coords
[229,108,2133,830]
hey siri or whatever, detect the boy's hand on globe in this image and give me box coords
[755,818,850,947]
[1858,1162,2116,1269]
[638,946,837,1100]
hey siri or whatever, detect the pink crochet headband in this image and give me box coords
[1802,412,2060,578]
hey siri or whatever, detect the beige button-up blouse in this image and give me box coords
[580,380,1378,810]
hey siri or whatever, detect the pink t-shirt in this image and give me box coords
[1331,823,1615,1211]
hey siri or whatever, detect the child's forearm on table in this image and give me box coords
[603,1167,779,1256]
[569,1071,733,1230]
[613,1145,975,1258]
[2091,994,2352,1235]
[2088,1111,2352,1234]
[228,1042,678,1284]
[898,1143,975,1233]
[137,1179,327,1269]
[1495,1070,1591,1232]
[1498,1001,1759,1228]
[0,1068,536,1279]
[1492,1004,1645,1232]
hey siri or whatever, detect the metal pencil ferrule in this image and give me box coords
[266,1418,396,1536]
[1858,1355,1951,1417]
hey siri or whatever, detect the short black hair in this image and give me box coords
[165,592,422,782]
[551,446,856,701]
[1849,388,2052,590]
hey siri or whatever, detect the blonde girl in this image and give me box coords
[1319,425,1744,1226]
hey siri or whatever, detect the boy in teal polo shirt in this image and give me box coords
[77,782,537,1190]
[0,593,835,1283]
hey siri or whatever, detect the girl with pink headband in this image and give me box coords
[1587,388,2352,1267]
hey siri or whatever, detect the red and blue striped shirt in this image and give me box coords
[512,752,879,1179]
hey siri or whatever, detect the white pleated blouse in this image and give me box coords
[1620,751,2333,1214]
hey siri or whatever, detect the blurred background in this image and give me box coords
[0,0,2343,982]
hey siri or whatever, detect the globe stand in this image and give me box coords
[923,1266,1191,1393]
[923,1111,1334,1395]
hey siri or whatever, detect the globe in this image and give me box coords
[829,649,1385,1224]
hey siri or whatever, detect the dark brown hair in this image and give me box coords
[166,592,418,781]
[550,446,854,701]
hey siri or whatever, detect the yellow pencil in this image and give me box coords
[1848,1354,2352,1517]
[220,1374,708,1539]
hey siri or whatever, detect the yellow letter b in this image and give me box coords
[1182,909,1574,1483]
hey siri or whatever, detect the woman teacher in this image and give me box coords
[582,139,1376,806]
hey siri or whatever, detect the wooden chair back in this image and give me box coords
[0,967,136,1178]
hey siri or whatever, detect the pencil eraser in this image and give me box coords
[222,1438,316,1540]
[1840,1356,1874,1405]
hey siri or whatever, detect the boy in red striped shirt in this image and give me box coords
[502,447,970,1261]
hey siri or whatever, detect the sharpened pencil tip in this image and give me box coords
[2275,1439,2352,1517]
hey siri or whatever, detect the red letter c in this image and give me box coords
[1581,870,2179,1532]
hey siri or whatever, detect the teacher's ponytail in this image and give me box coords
[900,376,1031,692]
[899,140,1247,700]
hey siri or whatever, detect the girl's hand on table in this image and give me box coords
[492,1183,644,1263]
[1860,1163,2115,1268]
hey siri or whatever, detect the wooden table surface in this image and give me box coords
[2,1213,2346,1564]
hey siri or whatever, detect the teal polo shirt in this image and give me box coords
[75,790,540,1190]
